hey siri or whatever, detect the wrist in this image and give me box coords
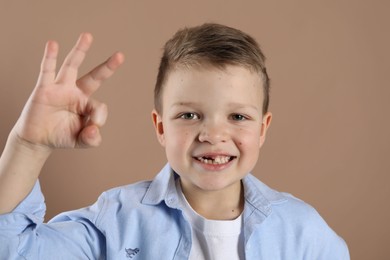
[0,131,52,214]
[7,130,53,161]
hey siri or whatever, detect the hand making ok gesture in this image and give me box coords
[12,33,124,150]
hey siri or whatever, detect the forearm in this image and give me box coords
[0,130,52,214]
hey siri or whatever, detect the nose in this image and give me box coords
[198,120,228,144]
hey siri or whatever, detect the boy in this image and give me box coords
[0,23,349,259]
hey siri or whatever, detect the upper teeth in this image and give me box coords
[197,156,231,165]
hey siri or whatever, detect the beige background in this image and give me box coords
[0,0,389,259]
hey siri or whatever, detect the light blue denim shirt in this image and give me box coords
[0,164,349,259]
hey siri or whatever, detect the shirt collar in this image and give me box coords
[242,174,287,217]
[141,163,179,207]
[141,163,287,215]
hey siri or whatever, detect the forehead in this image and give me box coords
[162,64,264,110]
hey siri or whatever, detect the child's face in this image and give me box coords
[152,64,272,193]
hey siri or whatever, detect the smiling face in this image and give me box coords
[152,64,272,195]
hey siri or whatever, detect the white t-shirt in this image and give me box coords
[176,180,245,260]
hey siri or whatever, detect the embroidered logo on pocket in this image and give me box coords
[125,248,140,258]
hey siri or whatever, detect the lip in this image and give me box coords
[193,152,236,158]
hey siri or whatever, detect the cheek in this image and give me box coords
[235,128,261,149]
[166,126,194,147]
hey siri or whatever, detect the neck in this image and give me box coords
[179,180,244,220]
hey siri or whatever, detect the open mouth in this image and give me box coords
[195,155,236,165]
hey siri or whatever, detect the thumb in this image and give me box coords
[76,99,107,148]
[87,99,108,127]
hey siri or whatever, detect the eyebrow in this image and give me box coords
[171,102,260,111]
[227,102,260,111]
[171,102,196,108]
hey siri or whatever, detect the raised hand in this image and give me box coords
[12,33,124,150]
[0,34,124,213]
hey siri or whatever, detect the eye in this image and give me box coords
[231,114,247,121]
[180,112,199,120]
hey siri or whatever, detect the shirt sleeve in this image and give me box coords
[0,181,106,259]
[308,218,350,260]
[300,203,350,260]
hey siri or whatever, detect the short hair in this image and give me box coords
[154,23,270,114]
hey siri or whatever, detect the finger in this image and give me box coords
[37,40,59,85]
[56,33,93,83]
[77,125,102,148]
[76,51,125,96]
[76,99,107,147]
[86,99,108,127]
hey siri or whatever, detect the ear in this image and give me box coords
[151,109,166,147]
[259,112,272,148]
